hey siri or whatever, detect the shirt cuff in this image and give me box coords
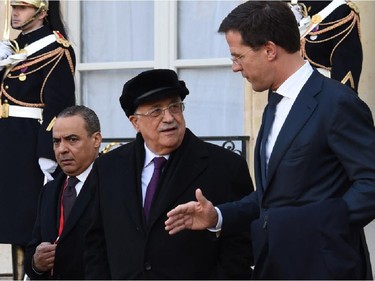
[207,207,222,232]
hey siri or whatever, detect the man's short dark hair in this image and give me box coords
[218,1,300,53]
[57,105,101,136]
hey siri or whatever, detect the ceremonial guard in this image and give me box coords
[290,0,362,92]
[0,0,75,279]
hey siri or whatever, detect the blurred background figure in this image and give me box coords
[0,0,76,279]
[290,0,362,92]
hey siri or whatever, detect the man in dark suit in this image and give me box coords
[165,1,375,279]
[84,69,254,279]
[24,105,102,279]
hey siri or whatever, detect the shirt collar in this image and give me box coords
[276,61,314,100]
[144,143,170,168]
[73,163,93,183]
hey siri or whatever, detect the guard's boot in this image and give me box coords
[11,245,25,280]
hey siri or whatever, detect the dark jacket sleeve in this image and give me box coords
[84,163,112,280]
[24,186,53,280]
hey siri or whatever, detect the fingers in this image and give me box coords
[33,242,56,272]
[165,201,197,231]
[167,220,190,235]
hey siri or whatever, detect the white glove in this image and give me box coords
[289,4,304,24]
[38,157,58,182]
[0,40,15,71]
[0,40,13,60]
[0,40,27,71]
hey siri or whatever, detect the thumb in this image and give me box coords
[195,188,207,205]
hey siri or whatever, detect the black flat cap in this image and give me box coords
[119,69,189,117]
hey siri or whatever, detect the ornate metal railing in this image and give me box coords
[101,136,250,158]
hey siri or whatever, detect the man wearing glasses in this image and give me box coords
[84,69,254,279]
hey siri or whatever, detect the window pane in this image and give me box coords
[178,0,241,59]
[179,68,245,136]
[81,69,151,139]
[81,1,154,63]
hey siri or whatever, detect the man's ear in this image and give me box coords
[129,115,140,132]
[93,132,103,148]
[264,41,277,60]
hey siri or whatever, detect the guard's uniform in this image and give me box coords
[300,1,362,92]
[0,25,76,246]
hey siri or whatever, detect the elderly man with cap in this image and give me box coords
[0,1,75,279]
[84,69,254,279]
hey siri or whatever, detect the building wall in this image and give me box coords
[0,0,374,277]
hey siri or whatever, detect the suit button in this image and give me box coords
[144,262,152,271]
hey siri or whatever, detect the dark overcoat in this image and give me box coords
[85,129,254,279]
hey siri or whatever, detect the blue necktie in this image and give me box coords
[144,157,167,221]
[260,92,283,187]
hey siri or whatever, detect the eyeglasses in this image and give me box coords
[231,48,252,65]
[134,101,185,119]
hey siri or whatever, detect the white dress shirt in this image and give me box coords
[265,61,314,164]
[73,163,93,196]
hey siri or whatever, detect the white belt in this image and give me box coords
[8,105,43,119]
[316,68,331,78]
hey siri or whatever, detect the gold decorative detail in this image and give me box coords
[341,71,355,89]
[54,31,71,48]
[0,36,75,109]
[300,10,361,85]
[0,100,9,118]
[46,116,56,131]
[311,14,322,24]
[101,142,123,154]
[347,1,359,14]
[19,73,26,81]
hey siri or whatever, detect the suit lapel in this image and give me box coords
[255,106,267,190]
[117,141,147,228]
[147,130,209,227]
[266,72,321,189]
[60,176,93,239]
[40,173,65,242]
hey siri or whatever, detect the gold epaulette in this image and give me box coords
[53,31,70,48]
[347,1,360,14]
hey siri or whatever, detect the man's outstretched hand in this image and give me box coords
[165,188,218,235]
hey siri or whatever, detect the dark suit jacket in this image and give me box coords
[25,172,94,280]
[84,129,254,279]
[219,70,375,279]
